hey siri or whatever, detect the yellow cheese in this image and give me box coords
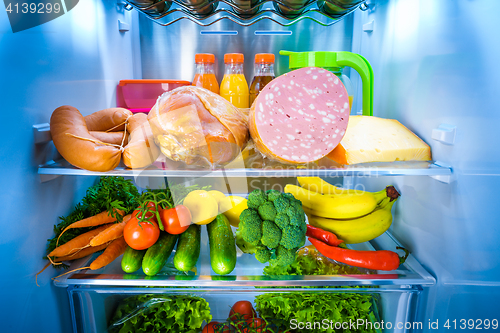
[327,116,431,165]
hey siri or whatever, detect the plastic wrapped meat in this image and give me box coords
[147,86,249,168]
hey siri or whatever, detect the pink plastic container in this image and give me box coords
[118,79,191,113]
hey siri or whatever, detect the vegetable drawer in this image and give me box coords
[67,286,422,333]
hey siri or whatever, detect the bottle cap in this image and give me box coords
[255,53,275,64]
[195,53,215,63]
[224,53,244,63]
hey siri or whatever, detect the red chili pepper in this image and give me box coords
[308,237,410,271]
[306,224,345,247]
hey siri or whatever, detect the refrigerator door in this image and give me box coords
[351,0,500,327]
[0,1,140,332]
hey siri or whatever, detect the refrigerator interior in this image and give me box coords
[1,0,499,332]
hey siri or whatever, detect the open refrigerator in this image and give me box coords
[1,0,500,332]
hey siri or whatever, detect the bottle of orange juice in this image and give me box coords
[192,53,219,94]
[220,53,249,108]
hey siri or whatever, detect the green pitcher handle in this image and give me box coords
[279,50,373,116]
[335,52,373,116]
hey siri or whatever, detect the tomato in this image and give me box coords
[159,205,192,235]
[123,216,160,250]
[228,300,257,322]
[133,201,156,221]
[202,321,220,333]
[202,322,232,333]
[246,318,266,333]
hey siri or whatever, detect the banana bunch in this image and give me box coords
[284,177,400,244]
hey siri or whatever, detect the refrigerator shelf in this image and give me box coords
[38,159,452,179]
[122,0,367,27]
[53,231,436,288]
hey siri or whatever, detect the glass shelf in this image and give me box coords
[123,0,367,27]
[39,159,452,179]
[53,231,436,288]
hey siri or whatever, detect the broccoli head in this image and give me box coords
[280,226,305,250]
[258,201,277,221]
[287,206,306,227]
[269,245,296,267]
[296,234,306,249]
[239,208,262,245]
[273,195,290,214]
[288,197,303,212]
[247,189,267,209]
[261,220,282,249]
[255,246,272,263]
[266,189,281,202]
[274,213,290,230]
[238,190,307,268]
[235,229,257,254]
[239,208,260,224]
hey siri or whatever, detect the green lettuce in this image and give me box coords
[255,292,377,333]
[108,294,211,333]
[263,246,363,276]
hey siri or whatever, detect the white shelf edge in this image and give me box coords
[38,160,452,179]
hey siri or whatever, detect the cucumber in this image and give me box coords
[121,246,146,273]
[174,224,201,272]
[142,233,178,276]
[207,214,237,275]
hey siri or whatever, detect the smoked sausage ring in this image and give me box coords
[50,105,126,172]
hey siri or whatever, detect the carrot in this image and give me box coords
[52,242,110,263]
[38,242,111,287]
[89,214,132,247]
[49,224,112,257]
[90,237,128,270]
[56,208,125,246]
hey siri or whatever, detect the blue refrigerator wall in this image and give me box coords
[0,1,139,332]
[351,0,500,329]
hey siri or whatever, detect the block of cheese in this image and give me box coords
[326,116,431,165]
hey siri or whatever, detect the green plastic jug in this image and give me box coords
[279,50,374,116]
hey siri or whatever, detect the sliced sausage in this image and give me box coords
[249,67,350,164]
[50,105,121,172]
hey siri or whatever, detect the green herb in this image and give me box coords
[258,247,370,290]
[255,292,377,333]
[108,294,211,333]
[46,177,140,256]
[263,247,363,276]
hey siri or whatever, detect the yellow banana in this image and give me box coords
[306,198,395,244]
[285,184,386,219]
[297,177,360,195]
[297,177,400,205]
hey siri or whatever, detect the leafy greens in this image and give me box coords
[108,294,211,333]
[255,292,377,333]
[46,176,140,255]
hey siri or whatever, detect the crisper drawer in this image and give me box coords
[68,286,422,333]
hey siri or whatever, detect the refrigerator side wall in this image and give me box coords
[352,0,500,329]
[0,1,139,332]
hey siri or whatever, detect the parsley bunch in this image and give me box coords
[46,177,140,255]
